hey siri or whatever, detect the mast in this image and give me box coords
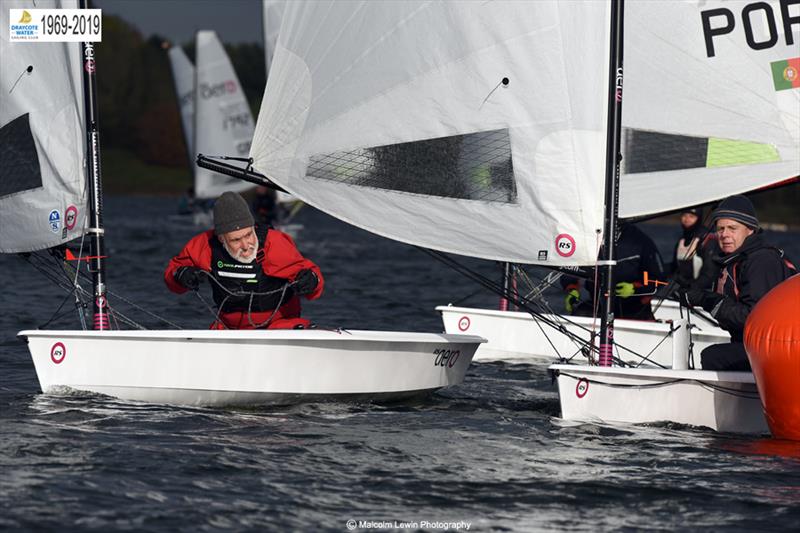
[80,0,108,330]
[597,0,624,366]
[500,263,512,311]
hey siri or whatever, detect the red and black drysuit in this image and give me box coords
[164,226,323,329]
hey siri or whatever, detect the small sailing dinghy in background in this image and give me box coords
[167,15,302,235]
[3,0,484,407]
[212,0,797,433]
[167,30,255,228]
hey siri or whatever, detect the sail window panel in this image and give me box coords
[306,129,516,203]
[0,113,42,198]
[622,129,783,175]
[622,129,708,174]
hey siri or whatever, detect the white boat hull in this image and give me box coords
[19,329,484,407]
[551,364,768,434]
[438,303,730,366]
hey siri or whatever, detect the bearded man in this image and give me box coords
[164,191,323,329]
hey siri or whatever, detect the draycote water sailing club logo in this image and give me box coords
[9,10,38,40]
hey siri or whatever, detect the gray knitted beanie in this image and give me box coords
[213,191,254,235]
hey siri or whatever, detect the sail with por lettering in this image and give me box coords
[167,45,195,164]
[0,0,87,254]
[619,0,799,218]
[251,1,612,266]
[194,30,255,199]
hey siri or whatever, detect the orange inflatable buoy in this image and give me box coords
[744,274,800,441]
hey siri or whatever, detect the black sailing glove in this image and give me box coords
[292,269,318,296]
[174,266,205,290]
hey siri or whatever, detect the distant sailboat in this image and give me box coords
[4,2,483,407]
[168,24,300,234]
[193,30,255,201]
[166,30,255,226]
[166,45,195,171]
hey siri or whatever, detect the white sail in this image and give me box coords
[262,0,294,206]
[251,1,612,266]
[620,0,800,218]
[194,30,255,199]
[167,45,195,162]
[263,0,285,78]
[0,0,87,254]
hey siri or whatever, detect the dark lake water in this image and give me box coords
[1,196,799,531]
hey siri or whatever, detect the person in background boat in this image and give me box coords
[177,187,196,216]
[680,195,796,371]
[670,206,719,285]
[251,185,284,227]
[164,191,323,329]
[563,222,665,320]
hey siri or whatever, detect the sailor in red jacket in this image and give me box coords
[164,191,323,329]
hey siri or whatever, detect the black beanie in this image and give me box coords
[213,191,254,235]
[681,206,704,218]
[711,195,759,229]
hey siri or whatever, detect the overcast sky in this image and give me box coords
[93,0,264,46]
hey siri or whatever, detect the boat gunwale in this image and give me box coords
[18,329,487,344]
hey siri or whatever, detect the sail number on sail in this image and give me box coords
[701,0,798,57]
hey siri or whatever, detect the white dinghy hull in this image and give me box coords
[20,329,484,407]
[550,364,768,435]
[438,303,729,366]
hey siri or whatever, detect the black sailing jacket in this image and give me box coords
[711,231,795,341]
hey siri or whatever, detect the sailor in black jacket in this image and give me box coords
[684,195,795,371]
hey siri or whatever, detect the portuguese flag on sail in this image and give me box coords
[771,57,800,91]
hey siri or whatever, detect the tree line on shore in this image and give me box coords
[96,15,265,170]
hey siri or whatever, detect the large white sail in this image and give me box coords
[263,0,285,78]
[620,0,800,218]
[261,0,294,206]
[0,0,87,253]
[251,1,612,266]
[194,30,255,199]
[167,45,195,162]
